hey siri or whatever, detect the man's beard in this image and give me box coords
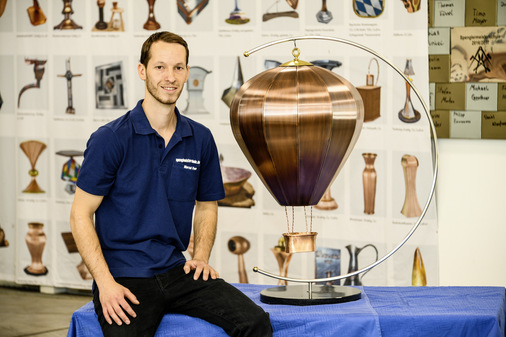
[145,74,183,105]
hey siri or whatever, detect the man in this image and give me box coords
[70,31,272,337]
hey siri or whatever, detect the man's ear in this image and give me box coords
[185,65,190,82]
[137,63,146,81]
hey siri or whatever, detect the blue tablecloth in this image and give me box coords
[67,284,506,337]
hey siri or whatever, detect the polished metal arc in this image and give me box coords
[247,35,439,285]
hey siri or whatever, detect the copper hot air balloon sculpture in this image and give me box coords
[230,45,364,254]
[230,36,438,305]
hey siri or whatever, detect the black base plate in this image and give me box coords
[260,285,361,306]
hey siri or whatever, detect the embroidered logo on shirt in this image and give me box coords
[176,158,200,171]
[176,158,200,164]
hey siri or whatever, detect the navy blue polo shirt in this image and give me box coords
[76,100,225,278]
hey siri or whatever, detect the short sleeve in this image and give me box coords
[76,126,123,196]
[196,130,225,202]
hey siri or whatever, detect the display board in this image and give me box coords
[0,0,437,290]
[428,0,506,139]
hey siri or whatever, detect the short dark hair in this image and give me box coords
[139,31,189,67]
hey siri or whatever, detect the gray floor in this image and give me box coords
[0,286,92,337]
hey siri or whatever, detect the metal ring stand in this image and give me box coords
[242,36,439,305]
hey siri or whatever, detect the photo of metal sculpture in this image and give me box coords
[0,0,6,17]
[56,150,83,194]
[343,243,378,285]
[400,154,422,218]
[398,58,421,123]
[270,237,292,285]
[222,56,244,108]
[27,0,46,26]
[143,0,160,30]
[0,225,9,247]
[93,0,107,30]
[17,58,47,108]
[263,0,298,21]
[57,58,82,114]
[61,232,92,280]
[106,1,124,32]
[95,61,126,109]
[177,0,209,24]
[183,66,211,114]
[316,0,332,24]
[225,0,249,25]
[227,236,250,283]
[315,247,340,285]
[400,0,421,13]
[219,155,255,208]
[20,140,46,193]
[353,0,384,18]
[24,222,48,276]
[314,186,338,210]
[54,0,82,30]
[362,153,377,215]
[412,247,427,286]
[356,58,381,122]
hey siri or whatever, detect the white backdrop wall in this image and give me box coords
[0,0,437,290]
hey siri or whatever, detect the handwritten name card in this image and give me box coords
[465,0,497,26]
[450,110,481,138]
[433,0,465,27]
[482,111,506,139]
[435,83,465,110]
[466,83,498,111]
[428,28,450,55]
[429,55,450,82]
[430,110,450,138]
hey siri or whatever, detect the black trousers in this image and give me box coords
[93,264,273,337]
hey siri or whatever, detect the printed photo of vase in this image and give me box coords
[412,247,427,286]
[54,0,82,30]
[315,185,338,210]
[270,237,292,285]
[400,154,422,218]
[20,140,46,193]
[24,222,48,276]
[143,0,160,30]
[343,243,378,286]
[362,153,377,215]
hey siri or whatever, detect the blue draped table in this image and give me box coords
[67,284,506,337]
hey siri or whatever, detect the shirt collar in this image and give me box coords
[131,99,192,138]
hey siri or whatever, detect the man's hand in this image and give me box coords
[184,259,219,281]
[99,280,140,326]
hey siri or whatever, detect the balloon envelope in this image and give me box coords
[230,64,364,206]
